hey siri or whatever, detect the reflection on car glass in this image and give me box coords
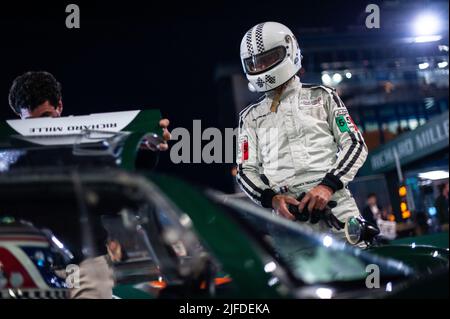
[218,200,406,284]
[102,213,150,262]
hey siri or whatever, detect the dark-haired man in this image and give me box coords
[9,71,64,119]
[8,71,171,149]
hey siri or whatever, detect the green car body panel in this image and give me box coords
[369,244,449,272]
[391,232,449,249]
[148,173,282,298]
[369,233,448,271]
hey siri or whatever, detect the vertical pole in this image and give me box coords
[393,148,403,183]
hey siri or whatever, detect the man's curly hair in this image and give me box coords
[8,71,62,115]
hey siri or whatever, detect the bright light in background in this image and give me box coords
[332,73,343,84]
[438,61,448,68]
[264,261,277,273]
[428,207,437,216]
[268,277,279,286]
[418,170,449,180]
[322,72,348,85]
[51,235,64,249]
[413,13,441,36]
[322,235,333,247]
[315,288,333,299]
[400,202,408,212]
[386,282,393,292]
[414,35,442,43]
[398,185,407,197]
[321,73,332,85]
[418,62,429,70]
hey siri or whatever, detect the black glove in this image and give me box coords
[289,192,310,222]
[288,193,344,230]
[321,206,345,230]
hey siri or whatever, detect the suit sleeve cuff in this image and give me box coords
[319,173,344,193]
[261,189,277,208]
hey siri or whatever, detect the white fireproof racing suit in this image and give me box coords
[236,76,368,241]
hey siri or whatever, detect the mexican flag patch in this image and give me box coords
[335,115,350,133]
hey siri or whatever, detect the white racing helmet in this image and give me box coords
[240,22,302,92]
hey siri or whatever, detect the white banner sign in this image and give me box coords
[5,110,140,145]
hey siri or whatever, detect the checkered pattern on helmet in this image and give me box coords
[255,23,265,53]
[256,77,264,88]
[265,75,276,84]
[245,29,254,56]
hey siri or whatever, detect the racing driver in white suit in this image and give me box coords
[236,22,368,243]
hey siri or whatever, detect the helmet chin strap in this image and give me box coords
[270,77,294,113]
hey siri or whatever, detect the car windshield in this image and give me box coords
[0,169,236,299]
[208,191,413,285]
[0,170,165,289]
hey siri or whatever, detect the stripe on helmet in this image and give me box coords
[245,28,254,56]
[255,23,265,53]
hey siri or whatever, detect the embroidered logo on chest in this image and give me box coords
[299,96,322,106]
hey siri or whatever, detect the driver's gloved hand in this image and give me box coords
[321,206,345,230]
[287,193,344,231]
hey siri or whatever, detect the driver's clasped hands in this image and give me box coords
[271,194,299,220]
[271,185,344,230]
[298,185,334,212]
[272,185,333,219]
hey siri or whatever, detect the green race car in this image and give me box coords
[0,110,447,299]
[0,168,447,299]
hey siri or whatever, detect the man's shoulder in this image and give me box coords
[239,94,268,121]
[302,83,337,94]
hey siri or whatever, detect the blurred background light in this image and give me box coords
[437,61,448,68]
[264,261,277,273]
[332,73,343,84]
[418,62,430,70]
[428,206,437,216]
[418,170,449,180]
[51,235,65,249]
[414,35,442,43]
[322,72,346,86]
[413,13,441,36]
[315,287,333,299]
[386,282,393,292]
[321,73,332,85]
[322,235,333,247]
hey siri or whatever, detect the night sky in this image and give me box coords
[0,1,377,191]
